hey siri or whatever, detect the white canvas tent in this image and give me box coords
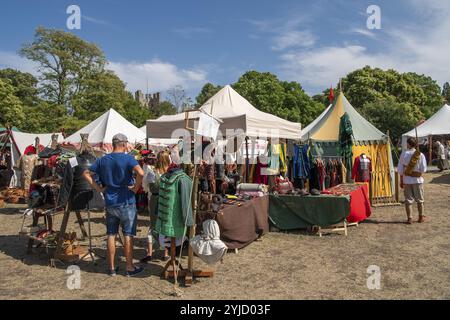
[139,126,179,147]
[5,131,64,187]
[146,85,301,140]
[402,104,450,150]
[65,108,146,153]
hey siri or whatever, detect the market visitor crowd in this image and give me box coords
[69,132,447,276]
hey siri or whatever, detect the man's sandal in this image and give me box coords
[406,218,413,225]
[418,216,426,223]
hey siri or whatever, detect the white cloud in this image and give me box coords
[83,15,109,26]
[272,30,315,51]
[280,46,391,89]
[108,59,208,93]
[247,16,315,51]
[279,1,450,93]
[0,51,38,75]
[0,51,208,94]
[350,28,377,39]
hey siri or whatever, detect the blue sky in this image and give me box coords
[1,0,449,100]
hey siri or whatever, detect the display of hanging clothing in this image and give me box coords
[293,144,310,179]
[279,143,287,176]
[254,156,269,185]
[156,167,194,238]
[16,154,38,193]
[324,159,343,189]
[267,144,280,175]
[308,157,344,191]
[352,154,372,183]
[215,163,225,194]
[190,219,227,265]
[198,161,216,193]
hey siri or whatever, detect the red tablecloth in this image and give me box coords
[327,184,372,223]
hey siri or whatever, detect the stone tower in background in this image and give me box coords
[135,90,160,111]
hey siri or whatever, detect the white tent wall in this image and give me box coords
[146,85,301,140]
[402,104,450,151]
[65,108,146,152]
[9,131,64,188]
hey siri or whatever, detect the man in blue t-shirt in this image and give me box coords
[83,133,145,277]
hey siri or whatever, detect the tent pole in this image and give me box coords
[245,137,249,183]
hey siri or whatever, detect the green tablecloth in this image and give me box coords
[269,194,350,230]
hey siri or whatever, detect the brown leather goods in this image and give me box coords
[406,171,422,178]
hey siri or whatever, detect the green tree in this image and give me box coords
[442,82,450,103]
[71,70,130,120]
[60,116,90,136]
[20,27,105,108]
[195,83,222,107]
[20,102,66,133]
[232,71,324,126]
[152,101,177,118]
[0,79,25,128]
[0,68,39,106]
[403,72,443,118]
[337,66,443,116]
[122,100,152,128]
[361,97,424,146]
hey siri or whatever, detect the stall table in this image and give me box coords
[197,195,269,250]
[269,183,371,231]
[326,183,371,223]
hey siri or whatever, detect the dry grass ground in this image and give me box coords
[0,171,449,300]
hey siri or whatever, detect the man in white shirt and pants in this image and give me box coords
[398,138,428,224]
[434,140,448,172]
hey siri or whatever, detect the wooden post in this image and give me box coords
[186,168,198,286]
[428,135,432,165]
[395,171,400,203]
[170,237,178,285]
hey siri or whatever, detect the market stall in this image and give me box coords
[269,183,371,232]
[402,104,450,168]
[19,135,105,264]
[197,195,269,250]
[0,129,64,188]
[301,92,397,206]
[64,108,146,153]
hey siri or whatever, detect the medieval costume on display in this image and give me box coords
[155,166,194,239]
[352,154,372,183]
[338,112,354,182]
[16,153,39,195]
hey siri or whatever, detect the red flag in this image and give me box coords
[328,86,335,103]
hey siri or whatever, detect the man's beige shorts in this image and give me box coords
[404,184,424,205]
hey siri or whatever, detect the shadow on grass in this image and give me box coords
[430,172,450,185]
[0,234,164,279]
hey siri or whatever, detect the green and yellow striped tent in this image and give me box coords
[302,93,395,200]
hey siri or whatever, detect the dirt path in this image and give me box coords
[0,171,449,300]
